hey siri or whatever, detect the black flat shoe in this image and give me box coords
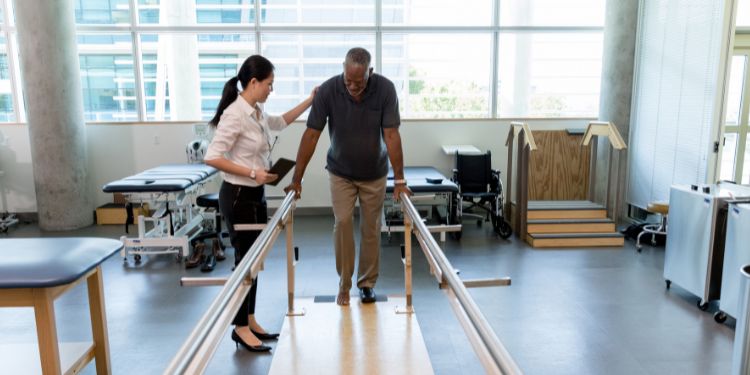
[251,330,280,340]
[359,287,376,303]
[231,330,271,352]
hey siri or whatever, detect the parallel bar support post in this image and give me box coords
[397,213,414,314]
[285,213,303,316]
[405,217,413,310]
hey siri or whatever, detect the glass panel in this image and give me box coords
[500,0,605,27]
[0,36,13,122]
[382,33,492,119]
[138,0,256,25]
[138,0,160,24]
[726,55,747,125]
[78,34,136,122]
[382,0,492,26]
[261,33,375,116]
[497,32,603,117]
[261,0,374,26]
[720,133,738,182]
[744,136,750,184]
[140,33,256,121]
[738,0,750,27]
[75,0,130,24]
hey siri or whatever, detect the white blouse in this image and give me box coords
[205,96,288,187]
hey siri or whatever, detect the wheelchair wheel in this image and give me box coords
[491,214,512,239]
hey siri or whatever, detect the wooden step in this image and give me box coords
[527,218,616,234]
[527,200,607,220]
[526,232,624,248]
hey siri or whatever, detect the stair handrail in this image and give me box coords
[580,121,626,150]
[506,121,537,240]
[580,121,628,220]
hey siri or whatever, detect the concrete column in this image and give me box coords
[595,0,639,223]
[14,0,92,230]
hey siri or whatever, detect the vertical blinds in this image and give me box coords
[627,0,730,209]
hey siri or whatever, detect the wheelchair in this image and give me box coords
[450,151,512,240]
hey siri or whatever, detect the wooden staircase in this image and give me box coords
[525,200,624,248]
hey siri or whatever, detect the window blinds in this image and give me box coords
[627,0,732,209]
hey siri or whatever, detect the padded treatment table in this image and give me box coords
[384,166,460,241]
[0,237,123,374]
[101,164,218,263]
[102,164,217,193]
[386,166,458,194]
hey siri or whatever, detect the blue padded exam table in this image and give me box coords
[384,166,461,241]
[0,237,123,374]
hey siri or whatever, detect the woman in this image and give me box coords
[204,55,315,352]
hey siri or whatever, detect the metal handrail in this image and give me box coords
[400,193,523,375]
[164,191,297,375]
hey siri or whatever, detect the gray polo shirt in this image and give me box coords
[307,73,401,181]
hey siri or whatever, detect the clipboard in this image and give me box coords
[266,158,296,186]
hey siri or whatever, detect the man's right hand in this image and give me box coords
[284,181,302,199]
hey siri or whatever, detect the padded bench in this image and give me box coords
[0,237,123,374]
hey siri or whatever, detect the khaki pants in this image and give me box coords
[329,173,386,293]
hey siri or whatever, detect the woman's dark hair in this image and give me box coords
[209,55,275,126]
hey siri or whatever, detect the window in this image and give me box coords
[498,33,603,117]
[78,34,137,121]
[383,0,493,26]
[383,33,493,118]
[738,0,750,27]
[140,33,256,121]
[0,36,13,122]
[0,0,606,123]
[499,0,605,27]
[75,0,131,24]
[262,33,375,115]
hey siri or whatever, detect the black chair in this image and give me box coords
[452,151,512,239]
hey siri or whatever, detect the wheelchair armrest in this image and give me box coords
[490,169,501,191]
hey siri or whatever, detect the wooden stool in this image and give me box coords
[0,238,122,374]
[637,201,669,252]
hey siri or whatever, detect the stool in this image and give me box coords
[187,193,227,271]
[196,193,223,245]
[636,201,669,252]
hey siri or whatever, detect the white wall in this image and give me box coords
[0,118,590,213]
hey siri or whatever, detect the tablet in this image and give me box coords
[266,158,296,186]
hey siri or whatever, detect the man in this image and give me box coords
[284,47,411,306]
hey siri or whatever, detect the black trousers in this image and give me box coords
[219,181,267,327]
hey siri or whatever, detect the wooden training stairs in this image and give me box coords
[525,200,624,248]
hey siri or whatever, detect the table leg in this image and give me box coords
[87,266,112,374]
[33,288,62,375]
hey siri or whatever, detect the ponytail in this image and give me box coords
[208,55,274,127]
[209,76,239,127]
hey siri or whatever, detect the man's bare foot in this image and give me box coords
[336,291,350,306]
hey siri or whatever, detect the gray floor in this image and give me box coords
[0,215,735,375]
